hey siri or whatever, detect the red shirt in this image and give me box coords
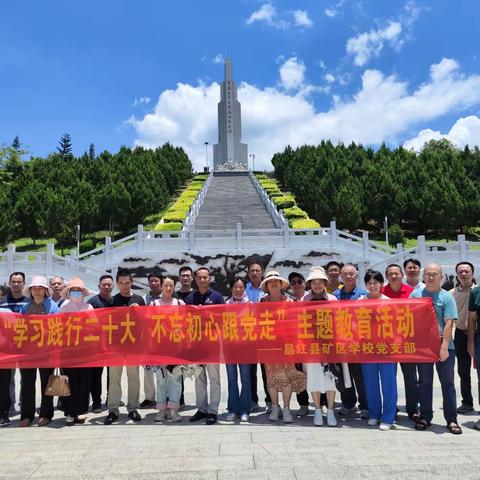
[381,283,413,299]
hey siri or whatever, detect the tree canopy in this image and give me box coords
[0,140,192,250]
[272,140,480,234]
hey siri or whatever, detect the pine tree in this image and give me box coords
[11,136,21,152]
[57,133,73,158]
[88,143,95,161]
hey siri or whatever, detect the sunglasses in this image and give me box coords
[290,279,304,285]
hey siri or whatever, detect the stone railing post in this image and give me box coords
[458,234,466,260]
[105,237,112,268]
[330,220,337,248]
[418,235,427,266]
[362,231,370,261]
[46,243,54,277]
[7,244,15,274]
[137,224,144,252]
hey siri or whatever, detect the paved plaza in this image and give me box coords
[2,367,480,480]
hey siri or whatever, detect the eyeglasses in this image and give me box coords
[424,272,440,278]
[290,279,304,285]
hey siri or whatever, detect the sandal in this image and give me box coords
[414,418,430,431]
[447,422,463,435]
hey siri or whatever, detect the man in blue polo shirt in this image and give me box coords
[333,263,368,418]
[410,263,462,434]
[185,267,225,425]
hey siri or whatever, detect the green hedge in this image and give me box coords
[163,211,188,223]
[283,206,308,220]
[272,195,295,209]
[290,218,320,229]
[154,222,183,231]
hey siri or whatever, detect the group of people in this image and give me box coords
[1,257,480,436]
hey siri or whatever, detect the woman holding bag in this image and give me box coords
[19,276,59,427]
[58,278,94,426]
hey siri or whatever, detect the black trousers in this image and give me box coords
[90,367,103,407]
[64,368,91,417]
[251,364,271,404]
[0,369,12,417]
[454,328,474,407]
[400,362,419,415]
[20,368,54,421]
[295,364,309,406]
[340,363,368,411]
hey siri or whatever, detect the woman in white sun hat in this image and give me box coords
[302,266,349,427]
[260,271,306,424]
[19,276,59,427]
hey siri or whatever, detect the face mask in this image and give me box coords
[70,290,83,299]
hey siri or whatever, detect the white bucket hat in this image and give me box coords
[305,266,329,288]
[22,275,53,298]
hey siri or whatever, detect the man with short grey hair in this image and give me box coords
[410,263,462,434]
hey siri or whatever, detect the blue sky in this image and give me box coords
[1,0,480,169]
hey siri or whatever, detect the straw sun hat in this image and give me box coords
[260,270,290,293]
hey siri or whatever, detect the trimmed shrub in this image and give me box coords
[79,238,96,252]
[163,211,187,223]
[273,195,296,209]
[388,223,405,246]
[283,206,308,220]
[290,218,320,229]
[154,222,183,231]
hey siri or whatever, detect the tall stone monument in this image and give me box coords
[213,58,248,171]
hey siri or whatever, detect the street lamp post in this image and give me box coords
[249,153,255,172]
[204,142,209,172]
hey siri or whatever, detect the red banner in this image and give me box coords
[0,299,439,368]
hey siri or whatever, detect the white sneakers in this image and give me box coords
[314,409,324,426]
[314,408,337,426]
[379,423,393,431]
[226,413,238,422]
[367,418,379,426]
[269,404,280,421]
[155,410,166,422]
[269,405,293,423]
[282,408,293,423]
[327,409,337,427]
[240,413,250,422]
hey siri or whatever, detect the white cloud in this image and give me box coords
[128,58,480,170]
[324,73,335,83]
[347,21,402,66]
[292,10,313,28]
[132,96,151,107]
[325,0,345,18]
[212,54,224,64]
[404,116,480,151]
[246,3,288,29]
[279,57,305,90]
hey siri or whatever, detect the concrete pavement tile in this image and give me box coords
[30,456,253,477]
[217,467,295,479]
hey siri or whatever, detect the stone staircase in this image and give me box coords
[193,172,278,231]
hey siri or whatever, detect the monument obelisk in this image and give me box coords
[213,58,248,171]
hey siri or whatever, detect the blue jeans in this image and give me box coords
[362,363,397,424]
[417,350,457,424]
[155,367,182,409]
[226,364,251,415]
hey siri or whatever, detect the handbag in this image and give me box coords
[45,369,71,397]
